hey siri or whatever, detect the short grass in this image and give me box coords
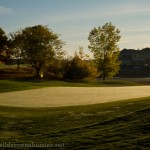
[0,97,149,149]
[0,79,142,93]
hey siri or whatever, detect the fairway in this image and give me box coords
[0,86,150,107]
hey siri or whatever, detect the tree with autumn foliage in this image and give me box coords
[0,27,11,63]
[63,47,97,81]
[88,22,121,81]
[12,25,65,78]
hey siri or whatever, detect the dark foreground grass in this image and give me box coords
[0,79,142,93]
[0,97,149,149]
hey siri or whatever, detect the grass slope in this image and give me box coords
[0,79,142,93]
[0,97,149,149]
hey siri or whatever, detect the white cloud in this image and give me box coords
[109,7,150,16]
[0,6,14,15]
[123,28,150,33]
[50,8,143,25]
[107,1,150,16]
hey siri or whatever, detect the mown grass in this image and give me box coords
[0,79,142,93]
[0,97,149,149]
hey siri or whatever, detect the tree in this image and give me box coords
[0,27,8,62]
[9,30,24,71]
[63,49,97,81]
[63,55,90,81]
[78,46,84,59]
[88,22,121,81]
[14,25,65,78]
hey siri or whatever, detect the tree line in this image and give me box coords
[0,23,121,81]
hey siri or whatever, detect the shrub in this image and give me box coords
[63,55,96,81]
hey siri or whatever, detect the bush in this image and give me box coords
[63,55,95,81]
[46,59,64,79]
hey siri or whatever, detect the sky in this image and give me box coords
[0,0,150,56]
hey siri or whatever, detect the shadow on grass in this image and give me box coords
[0,97,149,149]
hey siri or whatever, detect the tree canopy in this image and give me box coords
[0,23,122,81]
[9,30,24,70]
[12,25,65,77]
[63,53,90,81]
[88,22,121,81]
[0,27,8,62]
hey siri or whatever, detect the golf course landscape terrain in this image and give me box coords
[1,0,150,149]
[0,79,150,149]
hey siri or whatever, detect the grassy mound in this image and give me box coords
[0,97,149,149]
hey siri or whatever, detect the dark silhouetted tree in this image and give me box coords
[0,27,10,63]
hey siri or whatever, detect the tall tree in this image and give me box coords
[88,22,121,81]
[0,27,8,62]
[14,25,65,78]
[9,30,23,71]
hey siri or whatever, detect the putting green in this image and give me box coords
[0,86,150,107]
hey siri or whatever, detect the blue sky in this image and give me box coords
[0,0,150,55]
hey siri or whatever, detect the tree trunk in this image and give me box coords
[36,68,40,79]
[102,75,105,81]
[17,59,20,71]
[102,70,106,82]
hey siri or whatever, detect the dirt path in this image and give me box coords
[0,86,150,107]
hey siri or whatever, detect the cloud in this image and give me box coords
[123,28,150,33]
[0,6,14,15]
[110,7,150,16]
[107,1,150,16]
[47,8,150,25]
